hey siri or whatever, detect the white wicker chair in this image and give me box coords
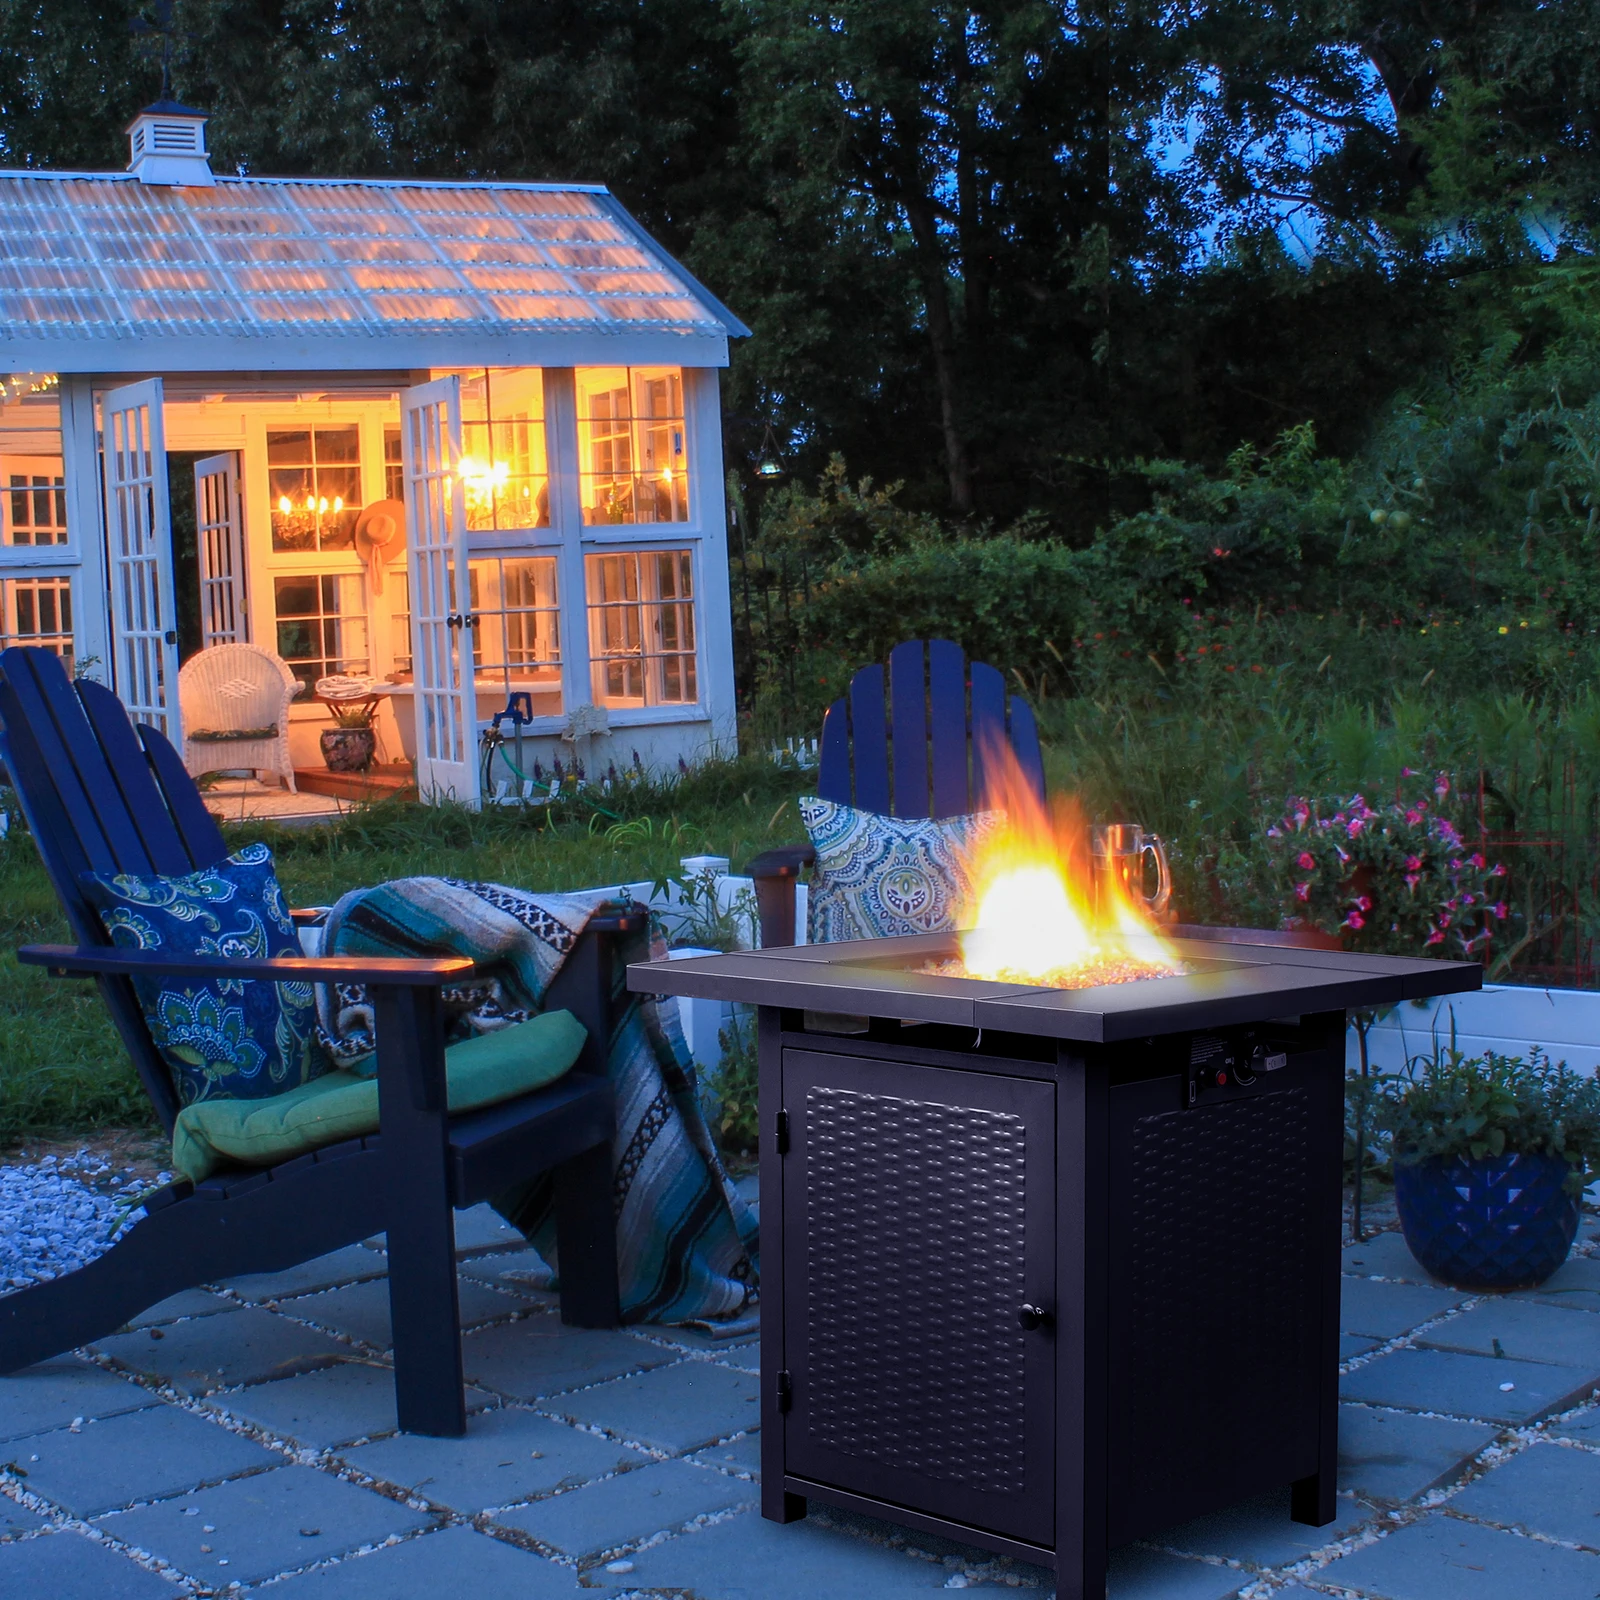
[178,643,299,792]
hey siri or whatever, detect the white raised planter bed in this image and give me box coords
[1347,983,1600,1077]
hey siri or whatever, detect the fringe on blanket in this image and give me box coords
[311,877,758,1326]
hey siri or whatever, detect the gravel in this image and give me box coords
[0,1149,166,1291]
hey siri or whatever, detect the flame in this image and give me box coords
[946,740,1183,989]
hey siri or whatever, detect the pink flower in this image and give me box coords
[1425,929,1445,946]
[1490,862,1507,877]
[1347,818,1366,837]
[1266,826,1282,839]
[1357,895,1373,911]
[1401,767,1417,777]
[1438,913,1452,928]
[1297,851,1316,870]
[1405,855,1424,872]
[1343,911,1366,930]
[1468,852,1485,869]
[1295,881,1312,902]
[1493,902,1508,920]
[1405,808,1423,825]
[1404,873,1422,891]
[1435,775,1451,799]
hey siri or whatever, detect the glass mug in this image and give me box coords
[1091,823,1173,919]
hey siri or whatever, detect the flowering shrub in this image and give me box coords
[1263,771,1507,957]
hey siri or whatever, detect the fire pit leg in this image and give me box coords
[758,1007,807,1525]
[1290,1009,1345,1530]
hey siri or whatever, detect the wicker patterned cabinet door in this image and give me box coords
[781,1049,1056,1546]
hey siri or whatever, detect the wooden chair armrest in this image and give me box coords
[17,944,473,986]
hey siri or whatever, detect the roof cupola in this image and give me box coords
[126,101,214,187]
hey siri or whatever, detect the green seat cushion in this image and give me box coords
[171,1008,588,1183]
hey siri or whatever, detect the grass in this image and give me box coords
[0,756,813,1147]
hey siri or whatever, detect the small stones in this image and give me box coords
[0,1149,171,1288]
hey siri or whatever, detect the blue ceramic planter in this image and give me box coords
[1393,1150,1579,1291]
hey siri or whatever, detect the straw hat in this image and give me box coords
[353,499,405,593]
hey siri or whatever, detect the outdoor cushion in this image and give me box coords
[800,795,1003,944]
[187,725,278,742]
[80,843,321,1108]
[171,1008,588,1182]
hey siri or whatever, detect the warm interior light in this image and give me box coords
[277,496,292,514]
[459,453,510,507]
[332,496,343,512]
[930,741,1184,990]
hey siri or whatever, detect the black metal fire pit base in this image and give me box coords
[632,930,1479,1599]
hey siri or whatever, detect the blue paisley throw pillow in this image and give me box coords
[800,796,1003,944]
[80,843,321,1107]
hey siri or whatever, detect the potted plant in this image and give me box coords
[314,675,380,774]
[1375,1044,1600,1290]
[320,702,375,773]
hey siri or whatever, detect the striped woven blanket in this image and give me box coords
[310,877,758,1326]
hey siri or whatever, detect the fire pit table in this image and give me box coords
[630,926,1480,1599]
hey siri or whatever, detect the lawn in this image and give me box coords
[0,756,812,1148]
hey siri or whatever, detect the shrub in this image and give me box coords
[1259,771,1509,958]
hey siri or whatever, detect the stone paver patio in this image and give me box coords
[3,1193,1599,1598]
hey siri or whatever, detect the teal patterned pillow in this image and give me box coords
[800,796,1003,944]
[80,844,321,1107]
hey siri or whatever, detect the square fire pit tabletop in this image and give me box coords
[630,926,1481,1041]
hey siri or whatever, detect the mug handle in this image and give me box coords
[1143,835,1173,917]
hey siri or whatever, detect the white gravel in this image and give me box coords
[0,1150,165,1291]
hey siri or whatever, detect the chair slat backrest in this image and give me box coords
[0,647,228,1132]
[888,640,931,817]
[815,638,1046,819]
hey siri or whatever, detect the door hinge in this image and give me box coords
[776,1370,792,1413]
[775,1109,790,1154]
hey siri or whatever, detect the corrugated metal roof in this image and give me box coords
[0,171,747,370]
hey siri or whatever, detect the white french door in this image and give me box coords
[400,375,479,804]
[194,451,248,647]
[101,379,180,738]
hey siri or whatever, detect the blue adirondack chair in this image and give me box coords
[0,646,634,1436]
[749,638,1045,947]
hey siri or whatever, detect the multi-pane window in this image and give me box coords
[383,427,405,502]
[0,575,72,658]
[469,556,562,715]
[274,574,368,691]
[453,368,549,532]
[4,458,68,546]
[268,426,361,552]
[586,549,697,707]
[389,570,412,675]
[576,368,688,526]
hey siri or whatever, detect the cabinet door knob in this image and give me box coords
[1018,1303,1052,1332]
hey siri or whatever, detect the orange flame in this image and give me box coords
[942,740,1183,989]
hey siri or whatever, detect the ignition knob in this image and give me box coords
[1018,1304,1053,1332]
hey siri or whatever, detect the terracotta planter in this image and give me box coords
[320,726,375,774]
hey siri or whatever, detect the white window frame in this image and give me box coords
[0,570,77,661]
